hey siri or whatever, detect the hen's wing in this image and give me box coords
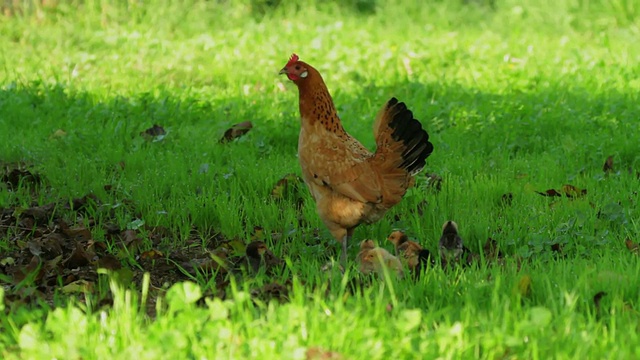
[302,98,431,206]
[300,129,385,204]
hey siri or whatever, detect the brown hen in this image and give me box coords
[279,54,433,266]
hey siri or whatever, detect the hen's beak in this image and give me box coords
[278,67,288,75]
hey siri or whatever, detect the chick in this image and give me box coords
[363,248,404,278]
[438,220,464,263]
[406,247,437,278]
[387,230,422,256]
[356,239,376,262]
[387,230,435,278]
[357,239,404,278]
[245,241,284,274]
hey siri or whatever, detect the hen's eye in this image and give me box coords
[295,65,301,70]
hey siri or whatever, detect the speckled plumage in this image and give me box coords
[280,55,433,266]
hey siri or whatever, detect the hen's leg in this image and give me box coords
[341,228,355,269]
[340,234,349,268]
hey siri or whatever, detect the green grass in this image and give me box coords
[1,0,640,358]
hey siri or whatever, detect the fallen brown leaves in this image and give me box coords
[603,156,614,173]
[500,193,514,206]
[536,184,587,198]
[593,291,607,317]
[251,281,290,304]
[306,347,344,360]
[624,238,639,255]
[2,151,637,316]
[270,173,305,211]
[1,162,42,192]
[140,124,167,141]
[0,183,291,314]
[483,237,504,260]
[601,155,640,178]
[220,121,253,143]
[423,172,443,192]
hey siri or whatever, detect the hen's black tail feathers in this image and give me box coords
[386,97,434,175]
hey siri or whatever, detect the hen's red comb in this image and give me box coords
[286,53,299,67]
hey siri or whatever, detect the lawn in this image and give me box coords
[1,0,640,358]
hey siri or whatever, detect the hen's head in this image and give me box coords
[279,53,310,83]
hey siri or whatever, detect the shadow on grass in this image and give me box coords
[1,78,638,312]
[2,77,639,225]
[2,77,638,155]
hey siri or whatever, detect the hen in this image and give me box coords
[279,54,434,266]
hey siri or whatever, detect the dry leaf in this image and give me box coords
[0,257,15,266]
[2,167,42,189]
[624,238,639,255]
[251,226,265,241]
[12,256,44,284]
[50,129,67,139]
[62,226,92,242]
[270,173,303,201]
[140,249,164,260]
[622,302,639,315]
[87,239,107,253]
[500,193,513,206]
[96,254,122,270]
[62,280,94,293]
[141,124,166,137]
[515,275,532,298]
[550,243,563,253]
[483,237,503,260]
[27,240,42,256]
[537,185,586,199]
[225,239,247,255]
[536,189,563,197]
[306,347,343,360]
[413,199,428,217]
[120,229,143,254]
[205,248,229,272]
[22,204,53,223]
[220,121,253,143]
[424,172,443,192]
[44,254,63,272]
[63,242,92,269]
[593,291,607,315]
[251,282,290,304]
[562,184,587,198]
[68,194,100,212]
[603,156,614,173]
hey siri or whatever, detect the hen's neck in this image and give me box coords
[297,74,345,134]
